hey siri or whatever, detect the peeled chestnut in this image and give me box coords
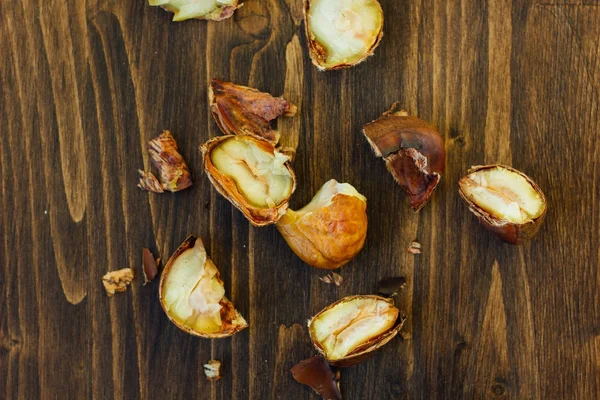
[148,0,240,21]
[277,180,367,270]
[201,135,297,226]
[459,165,547,244]
[363,103,445,211]
[209,79,297,144]
[304,0,384,70]
[159,235,248,338]
[308,295,405,366]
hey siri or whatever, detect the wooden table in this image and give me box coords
[2,0,599,399]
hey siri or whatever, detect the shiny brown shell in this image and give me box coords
[458,165,548,245]
[200,135,297,227]
[308,295,406,367]
[158,235,248,338]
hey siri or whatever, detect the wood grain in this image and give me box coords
[1,0,599,399]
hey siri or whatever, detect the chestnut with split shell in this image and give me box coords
[277,180,367,270]
[308,295,406,366]
[159,235,248,338]
[304,0,384,70]
[201,135,297,226]
[363,103,446,211]
[148,0,240,21]
[459,165,547,245]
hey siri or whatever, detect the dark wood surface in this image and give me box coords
[1,0,599,399]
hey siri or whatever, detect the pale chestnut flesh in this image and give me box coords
[210,137,294,209]
[460,166,545,224]
[277,180,367,269]
[310,297,398,361]
[148,0,237,21]
[306,0,383,69]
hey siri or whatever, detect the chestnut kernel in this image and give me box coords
[363,104,445,211]
[147,0,240,21]
[159,235,248,338]
[459,164,547,244]
[304,0,384,71]
[277,180,367,270]
[308,295,406,366]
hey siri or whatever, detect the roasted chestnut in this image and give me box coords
[148,0,240,21]
[201,135,297,226]
[363,103,445,211]
[277,180,367,270]
[459,165,547,244]
[209,79,297,144]
[159,235,248,338]
[304,0,384,70]
[308,295,405,366]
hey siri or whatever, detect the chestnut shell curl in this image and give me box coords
[363,103,445,211]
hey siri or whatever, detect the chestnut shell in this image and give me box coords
[459,164,547,245]
[363,104,445,211]
[308,295,406,367]
[200,135,297,227]
[158,235,248,338]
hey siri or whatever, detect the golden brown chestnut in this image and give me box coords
[209,79,297,144]
[459,165,547,245]
[277,180,367,270]
[363,103,445,211]
[159,235,248,338]
[148,0,240,21]
[308,295,406,366]
[304,0,384,71]
[201,135,297,226]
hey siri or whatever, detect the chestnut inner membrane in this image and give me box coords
[460,166,545,223]
[211,137,294,208]
[162,240,225,333]
[307,0,382,67]
[311,297,398,360]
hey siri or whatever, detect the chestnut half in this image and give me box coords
[277,180,367,270]
[304,0,384,70]
[159,235,248,338]
[148,0,240,21]
[363,103,446,211]
[459,165,547,244]
[201,135,297,226]
[308,295,406,366]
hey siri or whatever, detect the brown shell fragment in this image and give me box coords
[459,165,547,245]
[377,276,406,297]
[209,79,297,144]
[138,130,192,193]
[308,295,406,366]
[363,104,445,211]
[319,272,344,286]
[148,0,241,22]
[201,135,297,226]
[159,235,248,338]
[142,248,159,285]
[291,356,342,400]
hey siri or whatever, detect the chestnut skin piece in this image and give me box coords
[459,165,548,245]
[291,356,342,400]
[308,295,406,367]
[277,180,367,270]
[363,103,445,211]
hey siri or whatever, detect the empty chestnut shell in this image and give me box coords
[201,135,297,226]
[459,165,547,244]
[148,0,240,21]
[209,79,297,144]
[304,0,384,70]
[363,103,445,211]
[308,295,406,366]
[277,180,367,270]
[159,235,248,338]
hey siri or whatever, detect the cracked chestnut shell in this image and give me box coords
[304,0,384,70]
[277,180,367,270]
[148,0,240,21]
[201,135,297,226]
[159,235,248,338]
[308,295,406,366]
[363,103,445,211]
[459,165,547,245]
